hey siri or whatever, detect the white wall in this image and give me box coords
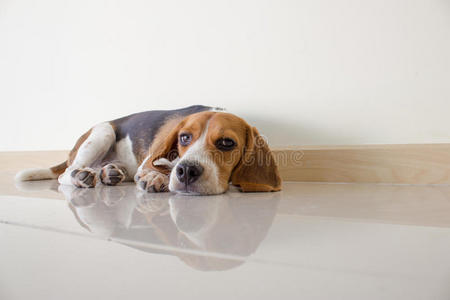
[1,0,449,151]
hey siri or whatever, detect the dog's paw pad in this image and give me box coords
[137,171,169,193]
[100,164,126,186]
[71,168,97,188]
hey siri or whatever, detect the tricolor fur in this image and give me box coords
[16,105,281,195]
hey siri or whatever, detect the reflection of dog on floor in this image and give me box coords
[17,105,281,195]
[61,185,280,271]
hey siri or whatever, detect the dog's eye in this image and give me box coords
[179,133,192,146]
[215,138,236,151]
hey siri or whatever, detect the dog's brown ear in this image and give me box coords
[231,126,282,192]
[146,119,184,174]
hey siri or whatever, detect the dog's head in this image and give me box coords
[150,111,281,195]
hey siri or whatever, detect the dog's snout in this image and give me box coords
[176,161,204,185]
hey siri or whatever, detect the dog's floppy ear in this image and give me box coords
[231,126,282,192]
[147,119,184,174]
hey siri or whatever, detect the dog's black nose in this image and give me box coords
[176,161,204,185]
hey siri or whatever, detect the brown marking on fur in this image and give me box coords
[50,161,68,176]
[230,126,281,192]
[67,128,93,165]
[142,115,189,174]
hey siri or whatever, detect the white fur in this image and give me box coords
[134,154,151,183]
[153,157,179,169]
[114,135,138,180]
[209,107,226,112]
[72,122,115,167]
[58,122,116,185]
[15,168,57,181]
[169,121,224,195]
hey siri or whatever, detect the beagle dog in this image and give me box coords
[16,105,281,195]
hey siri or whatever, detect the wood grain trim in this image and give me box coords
[3,144,450,185]
[273,144,450,184]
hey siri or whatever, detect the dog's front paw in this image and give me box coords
[136,170,170,193]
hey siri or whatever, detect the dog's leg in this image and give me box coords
[58,122,116,188]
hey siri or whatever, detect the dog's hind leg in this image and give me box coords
[58,122,116,188]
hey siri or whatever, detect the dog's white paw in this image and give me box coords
[136,170,170,193]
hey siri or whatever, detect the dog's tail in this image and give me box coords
[15,161,68,181]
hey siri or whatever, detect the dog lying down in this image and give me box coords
[16,105,282,195]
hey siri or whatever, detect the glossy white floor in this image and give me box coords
[1,178,450,299]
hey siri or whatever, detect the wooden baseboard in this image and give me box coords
[2,144,450,185]
[273,144,450,185]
